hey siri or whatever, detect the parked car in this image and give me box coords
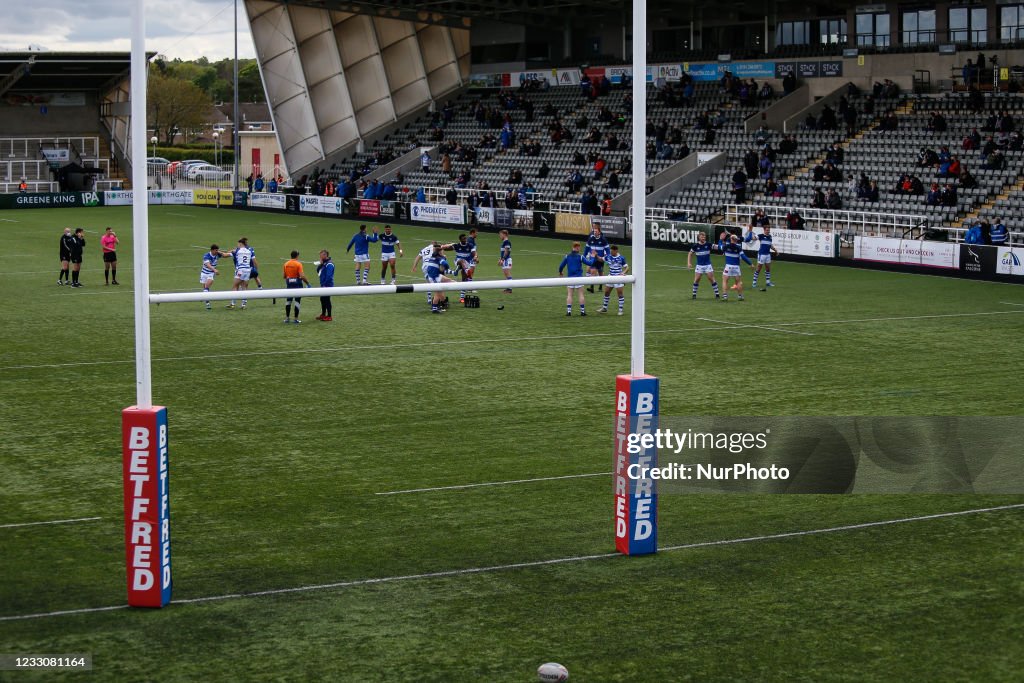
[146,157,170,174]
[188,164,232,182]
[173,159,209,178]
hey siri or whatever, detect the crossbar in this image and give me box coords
[149,275,636,305]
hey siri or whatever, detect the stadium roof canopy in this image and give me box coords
[280,0,839,27]
[0,51,137,94]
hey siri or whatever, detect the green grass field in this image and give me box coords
[0,206,1022,682]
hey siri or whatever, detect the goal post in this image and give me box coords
[149,276,635,305]
[124,0,171,609]
[121,0,654,610]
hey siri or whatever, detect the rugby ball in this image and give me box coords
[537,662,569,682]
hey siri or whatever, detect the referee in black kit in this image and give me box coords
[58,227,75,285]
[69,228,86,287]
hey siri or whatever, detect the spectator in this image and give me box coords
[990,218,1008,245]
[607,172,620,190]
[927,111,947,133]
[999,111,1015,133]
[786,210,806,230]
[865,181,879,202]
[826,188,842,209]
[964,222,983,243]
[778,135,797,155]
[818,105,837,131]
[811,187,826,208]
[926,183,942,205]
[420,151,430,172]
[743,149,760,178]
[538,161,550,179]
[983,150,1005,170]
[941,184,958,207]
[732,168,747,203]
[773,180,788,198]
[782,71,797,95]
[960,169,978,189]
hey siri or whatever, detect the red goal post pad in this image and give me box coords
[122,406,172,607]
[613,375,659,556]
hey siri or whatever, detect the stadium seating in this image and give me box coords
[318,84,1024,243]
[0,135,120,193]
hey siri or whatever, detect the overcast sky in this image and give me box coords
[0,0,257,61]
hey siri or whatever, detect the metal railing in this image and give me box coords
[724,203,928,238]
[548,200,582,214]
[419,185,545,208]
[0,180,58,193]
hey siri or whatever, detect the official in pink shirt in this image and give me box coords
[101,227,120,285]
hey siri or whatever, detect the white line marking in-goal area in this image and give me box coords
[0,516,102,530]
[1,503,1020,622]
[697,316,815,337]
[376,472,611,495]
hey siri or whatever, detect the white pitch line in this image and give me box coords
[0,516,102,530]
[167,212,196,218]
[697,316,815,337]
[376,472,611,495]
[754,309,1024,329]
[999,301,1024,306]
[2,503,1020,622]
[3,309,1022,372]
[0,218,19,223]
[259,221,297,228]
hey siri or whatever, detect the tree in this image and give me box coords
[238,61,265,103]
[148,72,213,144]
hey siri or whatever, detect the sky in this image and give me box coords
[0,0,257,61]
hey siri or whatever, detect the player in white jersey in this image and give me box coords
[199,243,229,310]
[227,236,255,309]
[412,242,443,304]
[599,244,629,315]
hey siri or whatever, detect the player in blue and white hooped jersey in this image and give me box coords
[199,243,228,310]
[498,229,513,293]
[600,244,629,315]
[718,232,753,301]
[227,237,255,309]
[378,225,403,284]
[686,232,720,300]
[745,223,779,291]
[585,225,610,291]
[424,245,454,313]
[346,224,379,285]
[451,233,478,302]
[412,241,442,304]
